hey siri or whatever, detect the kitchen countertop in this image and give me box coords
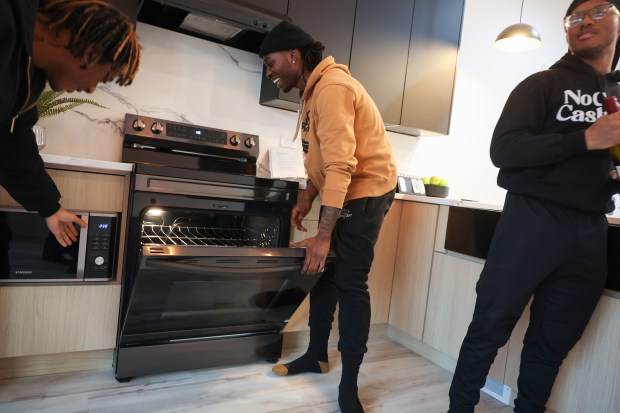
[41,154,133,173]
[396,193,502,211]
[395,193,620,225]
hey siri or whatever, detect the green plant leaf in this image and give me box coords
[36,90,108,118]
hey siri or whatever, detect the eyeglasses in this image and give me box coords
[564,3,620,29]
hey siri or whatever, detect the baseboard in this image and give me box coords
[388,325,521,408]
[0,349,113,380]
[282,323,389,351]
[387,325,459,373]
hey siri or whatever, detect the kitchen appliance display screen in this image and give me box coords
[167,123,227,145]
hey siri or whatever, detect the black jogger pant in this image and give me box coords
[308,188,395,358]
[448,193,608,413]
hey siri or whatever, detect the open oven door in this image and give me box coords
[115,246,334,381]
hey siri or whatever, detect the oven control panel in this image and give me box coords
[123,114,259,160]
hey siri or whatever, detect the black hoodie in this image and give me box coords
[0,0,60,217]
[491,53,620,214]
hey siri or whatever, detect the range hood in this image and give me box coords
[137,0,290,53]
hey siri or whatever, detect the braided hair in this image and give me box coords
[300,41,326,71]
[38,0,140,86]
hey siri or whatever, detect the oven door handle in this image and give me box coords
[144,258,313,278]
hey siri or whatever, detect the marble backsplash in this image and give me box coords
[37,22,302,179]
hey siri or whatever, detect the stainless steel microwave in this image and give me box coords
[0,209,118,283]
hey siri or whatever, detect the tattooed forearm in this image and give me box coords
[317,206,341,239]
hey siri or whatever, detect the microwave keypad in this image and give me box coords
[84,215,117,279]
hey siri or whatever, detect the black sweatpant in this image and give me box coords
[448,193,608,413]
[308,188,395,358]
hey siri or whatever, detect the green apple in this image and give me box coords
[422,177,430,184]
[439,178,448,187]
[429,176,441,185]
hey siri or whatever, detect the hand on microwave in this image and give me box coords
[45,207,87,247]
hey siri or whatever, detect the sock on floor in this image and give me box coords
[338,353,365,413]
[338,384,364,413]
[271,352,329,376]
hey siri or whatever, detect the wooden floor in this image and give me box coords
[0,338,512,413]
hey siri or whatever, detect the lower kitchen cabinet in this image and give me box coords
[0,285,120,358]
[0,163,131,378]
[422,252,508,382]
[388,201,438,340]
[367,200,401,324]
[504,295,620,412]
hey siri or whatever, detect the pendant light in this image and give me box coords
[494,0,542,52]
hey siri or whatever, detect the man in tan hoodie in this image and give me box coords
[259,21,398,413]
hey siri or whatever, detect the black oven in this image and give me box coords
[0,209,117,282]
[115,114,331,381]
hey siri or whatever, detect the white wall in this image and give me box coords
[38,0,570,206]
[38,23,301,179]
[393,0,571,205]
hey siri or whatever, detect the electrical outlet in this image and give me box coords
[280,135,298,149]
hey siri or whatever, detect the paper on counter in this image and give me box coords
[269,147,306,179]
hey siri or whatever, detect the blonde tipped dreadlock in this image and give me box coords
[38,0,141,86]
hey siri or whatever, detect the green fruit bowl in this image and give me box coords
[424,184,449,198]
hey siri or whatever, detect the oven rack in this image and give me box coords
[141,223,274,247]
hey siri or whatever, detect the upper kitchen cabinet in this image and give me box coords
[259,0,357,111]
[388,0,465,136]
[105,0,138,24]
[260,0,464,136]
[349,0,415,127]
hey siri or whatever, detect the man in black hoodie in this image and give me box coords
[1,0,140,247]
[448,1,620,412]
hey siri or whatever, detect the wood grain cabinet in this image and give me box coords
[388,201,438,340]
[0,165,131,378]
[422,252,508,382]
[504,295,620,411]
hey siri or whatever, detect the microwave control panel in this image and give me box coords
[84,213,118,280]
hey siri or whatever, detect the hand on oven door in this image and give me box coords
[290,235,330,275]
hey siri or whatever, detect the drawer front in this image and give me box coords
[0,169,125,212]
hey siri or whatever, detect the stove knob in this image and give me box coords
[244,137,256,148]
[151,122,164,134]
[94,256,105,266]
[132,119,146,131]
[230,135,241,146]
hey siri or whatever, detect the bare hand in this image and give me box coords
[290,235,331,275]
[44,208,87,247]
[585,111,620,150]
[291,200,312,232]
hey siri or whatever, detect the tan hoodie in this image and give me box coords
[298,56,397,208]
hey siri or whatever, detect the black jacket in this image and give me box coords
[491,53,620,214]
[0,0,60,218]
